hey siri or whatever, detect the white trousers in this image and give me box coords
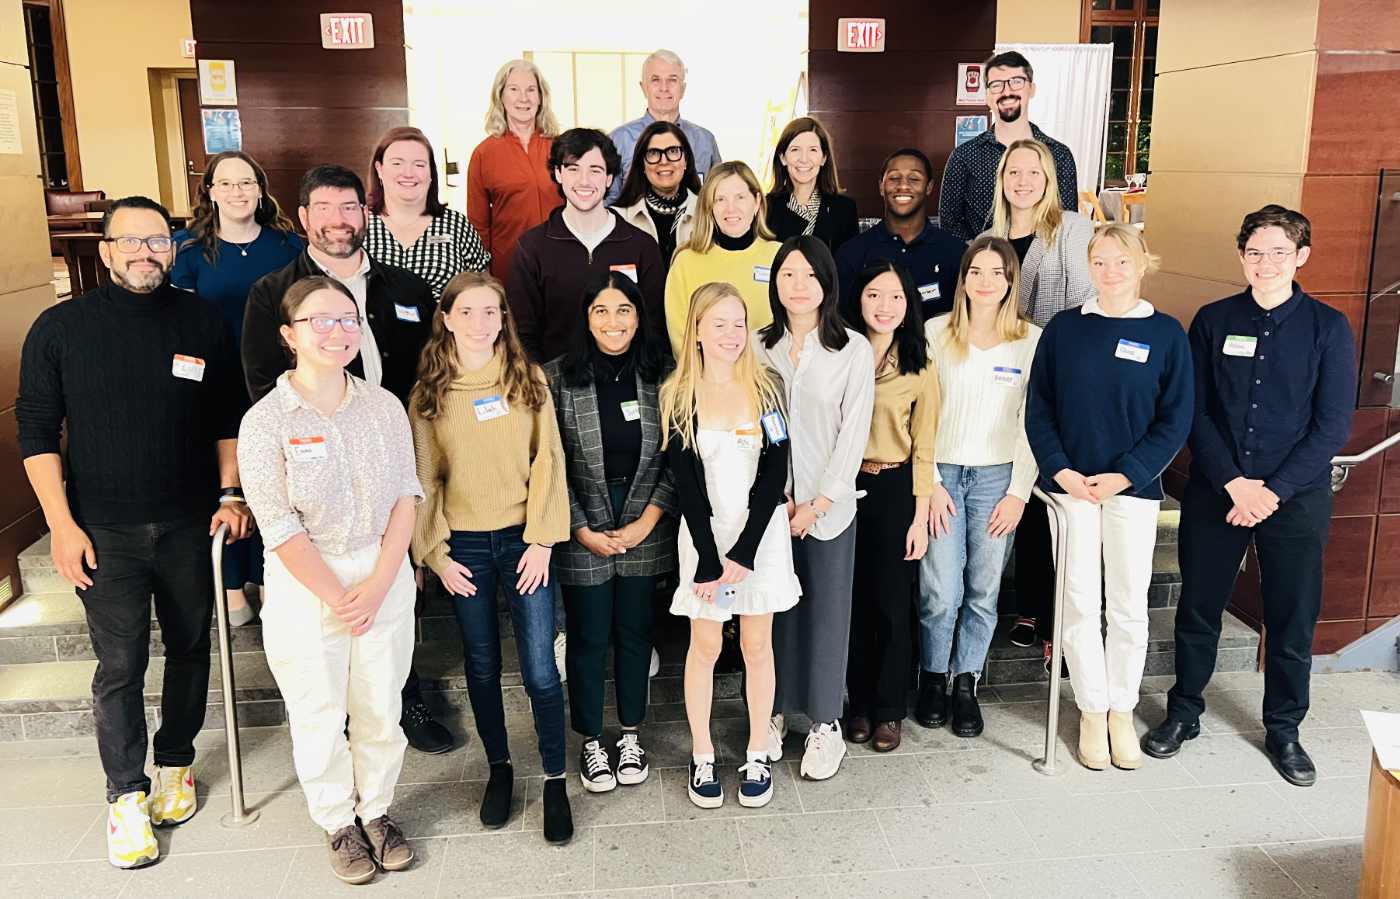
[261,542,416,833]
[1050,494,1160,713]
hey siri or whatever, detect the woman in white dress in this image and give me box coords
[663,281,799,811]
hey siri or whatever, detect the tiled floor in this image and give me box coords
[1,669,1392,898]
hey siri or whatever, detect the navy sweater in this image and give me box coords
[1026,304,1193,500]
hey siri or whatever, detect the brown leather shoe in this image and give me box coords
[871,720,902,752]
[846,716,872,744]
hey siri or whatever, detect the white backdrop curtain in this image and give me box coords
[994,42,1113,194]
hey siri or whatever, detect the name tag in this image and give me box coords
[473,395,509,421]
[918,282,940,301]
[734,426,761,451]
[394,303,422,323]
[288,436,327,461]
[609,263,638,283]
[1115,339,1150,364]
[753,265,771,283]
[171,354,205,381]
[620,400,640,421]
[425,234,453,246]
[992,366,1022,387]
[1223,334,1257,357]
[760,410,789,444]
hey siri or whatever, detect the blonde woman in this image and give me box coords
[664,162,782,357]
[1026,224,1192,771]
[467,59,563,281]
[982,137,1096,652]
[664,282,799,810]
[409,271,573,842]
[917,237,1040,740]
[764,117,859,252]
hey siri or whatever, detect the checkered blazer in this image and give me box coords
[544,358,678,586]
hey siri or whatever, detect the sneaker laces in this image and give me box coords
[691,760,716,788]
[582,740,610,777]
[805,722,836,752]
[369,815,407,852]
[617,733,644,769]
[402,701,434,725]
[330,826,372,863]
[738,758,770,783]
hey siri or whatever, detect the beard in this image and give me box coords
[996,96,1024,124]
[312,225,365,258]
[112,258,169,292]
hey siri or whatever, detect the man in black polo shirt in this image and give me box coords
[835,148,965,319]
[1143,206,1357,787]
[18,196,251,868]
[243,165,454,756]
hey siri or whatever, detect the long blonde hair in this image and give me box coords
[483,59,560,139]
[410,271,548,420]
[681,161,776,256]
[660,282,785,450]
[989,139,1064,247]
[942,236,1029,360]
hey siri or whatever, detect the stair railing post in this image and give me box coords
[212,523,259,826]
[1032,487,1069,777]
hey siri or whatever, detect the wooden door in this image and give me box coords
[176,77,206,205]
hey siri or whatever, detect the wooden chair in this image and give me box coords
[52,233,109,296]
[1079,190,1106,224]
[1121,190,1148,224]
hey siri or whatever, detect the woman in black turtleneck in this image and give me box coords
[544,271,677,793]
[612,121,702,273]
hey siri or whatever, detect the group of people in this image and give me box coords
[15,48,1357,885]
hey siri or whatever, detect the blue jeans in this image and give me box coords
[918,463,1014,677]
[447,527,566,776]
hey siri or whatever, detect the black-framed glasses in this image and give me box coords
[644,145,684,164]
[292,315,363,334]
[986,75,1030,94]
[103,236,173,253]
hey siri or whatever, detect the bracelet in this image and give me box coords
[218,494,246,505]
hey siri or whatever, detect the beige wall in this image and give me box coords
[64,0,193,199]
[996,0,1080,45]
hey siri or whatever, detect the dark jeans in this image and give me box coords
[846,464,916,722]
[447,527,566,776]
[78,517,214,802]
[1168,478,1332,743]
[562,481,655,736]
[222,529,263,590]
[1014,493,1055,641]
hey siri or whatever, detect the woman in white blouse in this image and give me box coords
[753,235,875,782]
[916,236,1041,740]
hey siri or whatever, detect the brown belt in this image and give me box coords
[859,460,906,475]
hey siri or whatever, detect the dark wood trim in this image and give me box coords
[1081,0,1160,184]
[23,0,82,190]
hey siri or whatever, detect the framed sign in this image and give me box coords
[955,115,989,147]
[957,63,985,105]
[198,59,237,106]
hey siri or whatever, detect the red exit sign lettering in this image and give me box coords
[837,17,885,53]
[320,13,376,50]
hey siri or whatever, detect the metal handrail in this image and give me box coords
[211,523,259,826]
[1032,485,1069,777]
[1330,431,1400,493]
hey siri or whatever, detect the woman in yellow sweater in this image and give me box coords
[664,161,782,357]
[409,271,573,843]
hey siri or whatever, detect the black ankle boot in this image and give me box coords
[480,761,513,829]
[950,672,983,737]
[542,777,574,843]
[915,671,948,728]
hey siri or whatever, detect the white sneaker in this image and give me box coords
[800,721,847,781]
[554,633,567,683]
[767,714,787,762]
[649,647,661,678]
[106,790,158,869]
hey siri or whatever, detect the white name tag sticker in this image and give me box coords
[394,303,422,323]
[425,234,453,246]
[753,265,771,283]
[473,395,509,421]
[609,263,639,283]
[992,365,1022,387]
[1223,334,1258,357]
[620,400,641,421]
[288,436,328,461]
[735,426,761,451]
[917,282,940,301]
[1115,339,1151,364]
[760,410,789,444]
[171,354,206,381]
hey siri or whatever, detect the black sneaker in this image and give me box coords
[616,732,649,785]
[737,757,773,808]
[1008,617,1037,647]
[687,759,723,809]
[401,701,454,754]
[578,738,616,793]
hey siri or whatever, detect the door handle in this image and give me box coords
[1374,371,1397,385]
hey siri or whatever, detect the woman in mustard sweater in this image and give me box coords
[410,271,572,843]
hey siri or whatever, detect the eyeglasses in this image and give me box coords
[103,236,173,253]
[986,75,1030,95]
[292,315,363,333]
[308,202,364,217]
[644,146,684,164]
[213,178,258,193]
[1243,248,1297,264]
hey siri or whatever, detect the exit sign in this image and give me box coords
[837,17,885,53]
[320,13,375,49]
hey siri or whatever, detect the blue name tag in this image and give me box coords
[991,366,1022,387]
[1115,339,1150,363]
[760,410,788,444]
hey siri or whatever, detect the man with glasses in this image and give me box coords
[17,196,251,868]
[1143,206,1356,787]
[243,165,454,756]
[606,49,721,204]
[937,50,1078,239]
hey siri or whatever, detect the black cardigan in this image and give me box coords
[666,417,790,583]
[765,191,860,254]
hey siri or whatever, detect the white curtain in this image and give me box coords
[994,42,1113,194]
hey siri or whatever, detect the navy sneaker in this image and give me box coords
[687,759,723,809]
[737,757,773,808]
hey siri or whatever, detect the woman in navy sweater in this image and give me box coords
[1025,223,1192,772]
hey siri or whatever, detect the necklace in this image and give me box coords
[230,240,253,257]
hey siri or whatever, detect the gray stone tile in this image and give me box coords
[828,866,986,898]
[0,858,129,897]
[1297,726,1373,778]
[278,838,446,895]
[438,829,595,897]
[1173,732,1282,787]
[394,778,527,837]
[789,753,935,812]
[978,855,1143,898]
[1059,752,1200,793]
[121,846,297,897]
[522,772,663,831]
[658,762,805,822]
[0,714,22,741]
[1138,783,1320,849]
[1262,838,1363,899]
[673,876,831,898]
[844,717,976,756]
[649,699,747,724]
[192,726,300,796]
[737,810,896,879]
[0,635,57,664]
[916,748,1072,804]
[18,710,97,740]
[877,803,1035,867]
[0,732,98,759]
[1122,845,1303,898]
[1199,689,1266,735]
[595,818,741,889]
[0,801,102,863]
[1009,792,1182,857]
[539,890,670,899]
[0,754,108,808]
[1270,776,1367,839]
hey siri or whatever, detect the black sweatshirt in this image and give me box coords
[16,281,247,525]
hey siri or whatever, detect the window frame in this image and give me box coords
[21,0,82,191]
[1080,0,1159,187]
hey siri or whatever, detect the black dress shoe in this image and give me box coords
[1265,738,1317,787]
[1140,718,1200,759]
[401,700,455,754]
[950,672,983,738]
[846,716,872,744]
[915,671,947,728]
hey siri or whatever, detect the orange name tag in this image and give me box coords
[288,436,328,461]
[171,354,206,381]
[609,263,638,282]
[734,426,761,450]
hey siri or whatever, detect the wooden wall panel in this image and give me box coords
[1369,514,1400,619]
[1156,1,1319,74]
[1314,619,1367,654]
[0,285,57,409]
[1333,408,1388,518]
[1316,0,1400,50]
[1381,409,1400,515]
[1320,515,1375,621]
[187,0,405,45]
[1298,174,1381,297]
[1308,53,1400,176]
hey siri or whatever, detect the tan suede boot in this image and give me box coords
[1078,711,1110,770]
[1108,711,1143,770]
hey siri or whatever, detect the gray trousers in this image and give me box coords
[774,520,857,724]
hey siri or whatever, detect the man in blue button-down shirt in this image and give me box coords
[607,49,721,205]
[1143,206,1356,787]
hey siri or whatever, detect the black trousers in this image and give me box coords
[846,464,916,722]
[1167,478,1332,742]
[78,517,214,802]
[1014,493,1056,641]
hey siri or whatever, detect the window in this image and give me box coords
[1082,0,1159,185]
[22,0,80,190]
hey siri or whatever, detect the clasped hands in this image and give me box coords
[1052,469,1132,504]
[1223,477,1279,527]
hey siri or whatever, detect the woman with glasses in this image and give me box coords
[174,150,303,626]
[612,121,701,276]
[238,276,421,884]
[764,118,858,253]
